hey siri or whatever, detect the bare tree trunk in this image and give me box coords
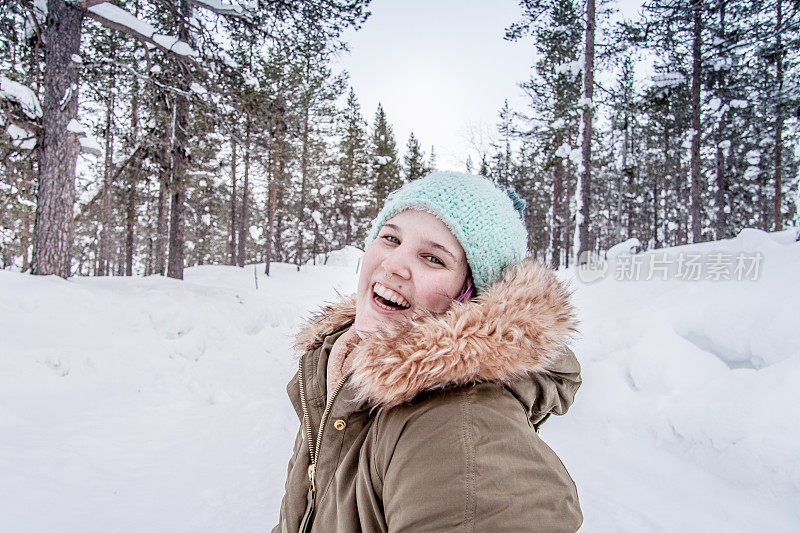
[21,181,31,271]
[565,160,572,269]
[714,142,727,238]
[551,154,564,270]
[228,139,237,265]
[154,99,172,276]
[652,182,660,248]
[577,0,595,262]
[166,96,187,278]
[296,105,310,271]
[116,245,124,275]
[616,108,629,242]
[166,0,193,280]
[663,122,675,246]
[758,163,769,230]
[145,237,153,276]
[773,0,784,231]
[312,223,319,265]
[99,92,115,276]
[237,112,251,268]
[20,217,31,271]
[345,154,354,246]
[154,179,169,275]
[690,0,703,243]
[265,149,278,276]
[32,0,84,277]
[275,212,284,261]
[125,68,139,277]
[713,3,728,240]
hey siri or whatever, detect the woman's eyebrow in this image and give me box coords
[425,241,457,261]
[383,223,457,261]
[382,223,401,232]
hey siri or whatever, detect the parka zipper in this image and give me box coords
[297,355,349,530]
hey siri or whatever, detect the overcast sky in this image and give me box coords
[333,0,644,171]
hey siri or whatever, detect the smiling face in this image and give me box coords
[353,209,469,337]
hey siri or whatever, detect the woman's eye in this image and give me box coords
[424,255,444,266]
[381,235,400,245]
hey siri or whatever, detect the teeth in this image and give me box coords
[374,283,411,309]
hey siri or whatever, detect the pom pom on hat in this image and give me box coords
[501,186,527,221]
[365,172,528,291]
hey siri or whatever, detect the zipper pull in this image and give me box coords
[308,463,316,492]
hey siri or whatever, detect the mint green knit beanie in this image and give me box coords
[365,172,528,292]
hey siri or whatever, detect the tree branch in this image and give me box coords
[73,141,147,222]
[0,106,43,134]
[189,0,249,17]
[73,0,110,8]
[83,9,203,71]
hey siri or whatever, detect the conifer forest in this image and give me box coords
[1,0,798,278]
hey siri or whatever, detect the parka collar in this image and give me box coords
[294,258,579,412]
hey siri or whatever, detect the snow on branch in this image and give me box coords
[652,72,686,88]
[0,76,43,119]
[67,118,102,157]
[86,3,198,59]
[556,58,584,79]
[6,124,37,150]
[190,0,257,17]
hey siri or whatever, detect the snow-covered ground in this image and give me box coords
[1,232,798,532]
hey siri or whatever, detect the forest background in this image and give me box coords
[1,0,798,279]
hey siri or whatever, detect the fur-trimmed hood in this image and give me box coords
[295,258,580,412]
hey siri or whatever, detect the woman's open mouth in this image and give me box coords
[372,282,411,311]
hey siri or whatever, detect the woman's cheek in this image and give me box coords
[417,276,458,313]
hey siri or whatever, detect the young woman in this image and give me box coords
[275,172,582,532]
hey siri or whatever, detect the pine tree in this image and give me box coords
[404,132,427,182]
[337,88,370,246]
[492,99,515,188]
[508,0,583,268]
[427,145,438,172]
[369,103,401,214]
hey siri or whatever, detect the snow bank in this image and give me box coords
[0,261,356,531]
[548,227,800,531]
[1,230,798,531]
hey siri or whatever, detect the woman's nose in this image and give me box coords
[381,249,412,280]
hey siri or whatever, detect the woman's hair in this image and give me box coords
[454,269,475,303]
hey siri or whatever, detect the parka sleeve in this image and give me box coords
[374,385,582,533]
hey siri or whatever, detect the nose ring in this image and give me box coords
[384,271,392,280]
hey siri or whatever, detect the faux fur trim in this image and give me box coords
[294,258,578,409]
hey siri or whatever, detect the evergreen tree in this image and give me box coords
[508,0,584,268]
[427,145,438,172]
[404,132,427,182]
[337,88,371,246]
[369,103,401,214]
[492,99,515,188]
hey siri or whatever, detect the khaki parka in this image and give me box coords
[274,259,583,532]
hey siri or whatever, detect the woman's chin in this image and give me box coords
[354,305,410,338]
[354,316,390,338]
